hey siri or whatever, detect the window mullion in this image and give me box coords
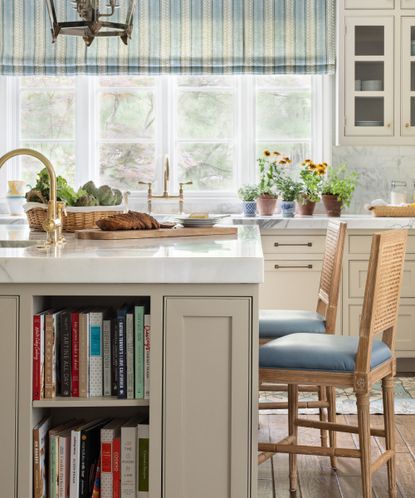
[240,74,256,186]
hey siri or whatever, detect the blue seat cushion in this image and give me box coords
[259,309,326,339]
[259,333,392,372]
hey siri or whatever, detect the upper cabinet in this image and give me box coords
[345,0,394,8]
[344,17,394,137]
[338,5,415,144]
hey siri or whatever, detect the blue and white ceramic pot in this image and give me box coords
[280,200,296,218]
[242,200,257,217]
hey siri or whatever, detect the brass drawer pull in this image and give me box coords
[274,264,313,270]
[274,242,313,247]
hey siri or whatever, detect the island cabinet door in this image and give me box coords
[163,297,254,498]
[0,296,18,498]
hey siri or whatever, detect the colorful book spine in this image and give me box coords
[60,311,72,397]
[112,436,121,498]
[32,313,45,400]
[126,312,134,400]
[100,420,122,498]
[45,312,58,399]
[103,319,112,397]
[49,431,59,498]
[144,314,151,400]
[71,312,80,397]
[117,309,127,399]
[137,423,150,497]
[134,306,144,399]
[79,312,90,398]
[111,318,118,396]
[121,420,137,497]
[91,461,101,498]
[33,417,51,498]
[79,420,107,498]
[89,312,103,397]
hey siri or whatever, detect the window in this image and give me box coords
[0,75,329,201]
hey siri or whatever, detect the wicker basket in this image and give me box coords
[25,203,124,232]
[368,205,415,217]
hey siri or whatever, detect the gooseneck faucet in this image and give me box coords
[0,148,65,246]
[139,154,193,213]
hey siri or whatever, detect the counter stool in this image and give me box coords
[258,229,408,498]
[259,221,347,457]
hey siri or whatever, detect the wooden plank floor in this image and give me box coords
[258,413,415,497]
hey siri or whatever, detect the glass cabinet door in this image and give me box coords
[401,18,415,136]
[344,17,394,137]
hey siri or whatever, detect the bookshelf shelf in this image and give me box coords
[33,397,150,408]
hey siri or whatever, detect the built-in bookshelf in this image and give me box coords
[31,295,152,498]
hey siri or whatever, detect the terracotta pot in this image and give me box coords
[257,196,277,216]
[322,194,342,217]
[296,198,317,216]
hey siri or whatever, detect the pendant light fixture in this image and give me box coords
[45,0,137,47]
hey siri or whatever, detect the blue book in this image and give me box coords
[134,306,145,399]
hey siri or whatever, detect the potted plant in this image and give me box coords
[321,164,359,217]
[274,162,303,218]
[238,184,259,217]
[256,150,284,216]
[297,160,326,216]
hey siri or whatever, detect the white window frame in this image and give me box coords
[0,74,332,203]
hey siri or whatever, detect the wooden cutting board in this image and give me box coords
[75,226,238,240]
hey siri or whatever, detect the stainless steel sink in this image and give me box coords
[0,240,38,248]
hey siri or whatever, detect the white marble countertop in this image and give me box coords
[0,225,263,284]
[231,214,415,230]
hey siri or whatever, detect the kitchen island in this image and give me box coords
[0,225,263,498]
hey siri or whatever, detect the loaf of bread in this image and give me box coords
[96,211,162,231]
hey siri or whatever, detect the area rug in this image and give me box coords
[259,377,415,415]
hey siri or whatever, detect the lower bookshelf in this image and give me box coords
[33,397,150,408]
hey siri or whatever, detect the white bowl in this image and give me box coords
[362,80,383,91]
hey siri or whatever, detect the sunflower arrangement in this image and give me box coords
[298,159,327,204]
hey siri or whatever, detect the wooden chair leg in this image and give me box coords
[382,376,397,498]
[318,386,328,448]
[327,385,337,470]
[356,392,372,498]
[288,384,299,492]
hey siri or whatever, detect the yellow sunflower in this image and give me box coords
[263,149,271,157]
[272,151,281,156]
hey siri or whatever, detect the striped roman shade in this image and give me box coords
[0,0,336,75]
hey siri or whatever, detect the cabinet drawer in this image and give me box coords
[401,0,415,8]
[345,0,394,7]
[349,235,415,254]
[348,304,415,351]
[261,235,325,255]
[349,260,415,298]
[260,260,322,310]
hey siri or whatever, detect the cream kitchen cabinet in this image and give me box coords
[345,0,394,8]
[338,2,415,144]
[163,297,254,498]
[0,296,19,498]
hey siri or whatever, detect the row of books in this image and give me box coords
[32,306,151,400]
[33,416,149,498]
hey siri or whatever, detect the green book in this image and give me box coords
[137,423,149,496]
[134,306,145,399]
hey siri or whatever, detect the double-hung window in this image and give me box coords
[0,74,329,203]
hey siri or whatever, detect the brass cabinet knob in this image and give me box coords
[387,123,391,128]
[405,123,410,128]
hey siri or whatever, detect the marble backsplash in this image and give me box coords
[332,146,415,214]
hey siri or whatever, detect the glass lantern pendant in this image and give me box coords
[45,0,137,47]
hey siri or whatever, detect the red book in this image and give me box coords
[112,437,121,498]
[71,312,80,397]
[32,314,44,400]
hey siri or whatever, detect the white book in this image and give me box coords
[144,315,151,400]
[121,418,138,497]
[126,312,134,400]
[58,430,72,498]
[103,319,112,397]
[89,312,103,397]
[137,422,150,498]
[101,419,123,498]
[78,312,90,398]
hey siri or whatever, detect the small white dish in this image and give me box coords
[361,80,383,91]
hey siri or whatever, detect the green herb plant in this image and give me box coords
[321,164,359,208]
[238,185,259,202]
